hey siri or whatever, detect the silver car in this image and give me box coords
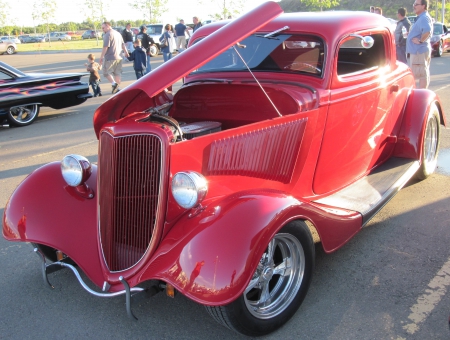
[0,36,21,44]
[0,41,16,55]
[45,32,71,42]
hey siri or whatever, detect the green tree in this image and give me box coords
[0,1,10,31]
[32,0,57,46]
[129,0,168,24]
[203,0,244,20]
[300,0,339,11]
[84,0,108,45]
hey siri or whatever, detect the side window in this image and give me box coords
[0,71,13,81]
[337,33,386,76]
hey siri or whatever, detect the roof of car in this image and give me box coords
[195,11,392,44]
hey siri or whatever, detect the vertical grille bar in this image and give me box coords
[99,132,162,272]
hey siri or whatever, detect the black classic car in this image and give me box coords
[0,62,92,127]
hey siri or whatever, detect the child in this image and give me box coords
[127,39,147,79]
[85,54,102,97]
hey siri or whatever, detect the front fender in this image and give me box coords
[139,190,361,305]
[394,89,445,159]
[2,162,105,287]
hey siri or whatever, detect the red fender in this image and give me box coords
[394,89,446,160]
[137,190,361,306]
[2,162,105,287]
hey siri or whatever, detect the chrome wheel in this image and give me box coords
[7,104,40,127]
[244,233,305,319]
[149,44,159,57]
[416,103,440,180]
[205,221,314,336]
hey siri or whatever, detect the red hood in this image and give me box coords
[93,1,283,137]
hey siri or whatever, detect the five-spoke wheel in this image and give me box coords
[206,220,314,336]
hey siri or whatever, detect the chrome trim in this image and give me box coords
[98,131,165,273]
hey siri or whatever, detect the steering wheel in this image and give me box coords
[284,62,321,74]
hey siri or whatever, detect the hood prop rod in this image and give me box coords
[34,247,143,320]
[233,45,282,117]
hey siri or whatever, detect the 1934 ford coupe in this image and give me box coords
[2,2,446,336]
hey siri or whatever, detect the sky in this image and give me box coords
[8,0,270,27]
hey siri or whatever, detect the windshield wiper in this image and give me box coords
[255,26,290,39]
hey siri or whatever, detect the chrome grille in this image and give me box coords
[99,132,162,272]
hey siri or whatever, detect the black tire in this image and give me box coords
[205,220,315,336]
[436,41,443,57]
[149,44,159,57]
[7,104,40,127]
[6,46,15,55]
[415,103,440,180]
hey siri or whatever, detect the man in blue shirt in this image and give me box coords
[406,0,432,88]
[174,19,188,52]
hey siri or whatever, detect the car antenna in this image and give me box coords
[232,44,282,117]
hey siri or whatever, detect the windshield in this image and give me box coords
[192,34,325,77]
[147,25,163,35]
[433,23,443,35]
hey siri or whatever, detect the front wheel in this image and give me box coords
[148,44,159,57]
[7,104,40,127]
[415,103,440,180]
[205,220,315,336]
[436,41,443,57]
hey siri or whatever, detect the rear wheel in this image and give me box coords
[437,41,443,57]
[7,104,40,127]
[415,103,440,180]
[6,46,15,55]
[205,220,315,336]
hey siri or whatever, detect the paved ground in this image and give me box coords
[0,51,450,340]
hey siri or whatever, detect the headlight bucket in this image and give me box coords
[172,171,208,209]
[61,154,92,187]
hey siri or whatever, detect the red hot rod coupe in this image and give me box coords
[2,2,446,336]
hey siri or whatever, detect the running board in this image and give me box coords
[315,157,419,226]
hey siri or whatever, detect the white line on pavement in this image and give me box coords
[403,256,450,334]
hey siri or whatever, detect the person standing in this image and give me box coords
[406,0,432,88]
[174,19,188,52]
[127,39,147,80]
[370,6,375,13]
[192,16,202,33]
[122,23,134,53]
[136,25,155,74]
[395,8,411,64]
[159,24,175,62]
[99,21,129,94]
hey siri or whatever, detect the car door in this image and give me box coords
[443,25,450,52]
[313,30,406,195]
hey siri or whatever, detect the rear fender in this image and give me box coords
[139,190,361,305]
[394,90,446,159]
[2,162,105,287]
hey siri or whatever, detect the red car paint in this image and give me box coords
[2,1,445,327]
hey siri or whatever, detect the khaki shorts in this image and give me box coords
[103,59,123,77]
[410,52,431,86]
[176,36,186,49]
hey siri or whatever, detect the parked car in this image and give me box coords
[431,22,450,57]
[81,30,101,39]
[0,36,20,44]
[18,34,45,43]
[45,32,71,42]
[408,15,417,24]
[0,61,92,127]
[131,27,140,35]
[0,40,16,55]
[145,23,163,56]
[2,4,446,337]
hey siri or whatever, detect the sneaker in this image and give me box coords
[94,94,98,97]
[98,93,102,97]
[112,83,119,94]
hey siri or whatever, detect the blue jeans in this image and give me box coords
[163,52,172,62]
[396,45,408,64]
[146,54,151,74]
[135,70,145,79]
[89,80,101,96]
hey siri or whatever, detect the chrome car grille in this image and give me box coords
[99,132,162,272]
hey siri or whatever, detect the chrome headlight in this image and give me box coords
[172,171,208,209]
[61,154,92,187]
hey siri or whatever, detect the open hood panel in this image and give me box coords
[93,1,283,137]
